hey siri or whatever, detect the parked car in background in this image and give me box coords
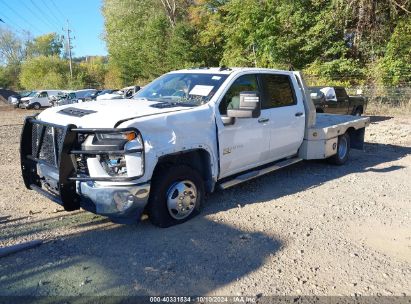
[0,89,19,104]
[96,86,140,100]
[84,90,103,101]
[51,89,98,107]
[309,86,367,116]
[50,91,77,107]
[20,90,62,109]
[74,89,98,102]
[7,91,32,107]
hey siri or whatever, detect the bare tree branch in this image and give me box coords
[390,0,411,13]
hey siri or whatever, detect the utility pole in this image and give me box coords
[65,20,73,79]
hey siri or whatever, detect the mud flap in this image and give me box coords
[349,128,365,150]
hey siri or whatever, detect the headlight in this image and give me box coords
[98,154,128,177]
[92,131,144,178]
[92,131,142,151]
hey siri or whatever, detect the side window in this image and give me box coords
[219,74,258,115]
[260,74,296,109]
[335,88,348,99]
[39,91,48,98]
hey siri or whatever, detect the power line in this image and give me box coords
[17,0,55,33]
[0,0,43,34]
[50,0,66,20]
[28,0,61,32]
[40,0,63,29]
[0,14,28,33]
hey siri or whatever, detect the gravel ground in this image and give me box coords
[0,103,410,297]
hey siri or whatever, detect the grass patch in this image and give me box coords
[366,99,411,116]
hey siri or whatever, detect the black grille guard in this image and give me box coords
[20,116,144,211]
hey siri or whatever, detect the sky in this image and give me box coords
[0,0,107,57]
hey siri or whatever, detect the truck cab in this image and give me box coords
[310,86,367,116]
[20,68,370,227]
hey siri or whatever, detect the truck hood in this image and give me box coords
[21,96,34,101]
[37,99,192,128]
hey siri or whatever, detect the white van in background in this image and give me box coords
[21,90,62,110]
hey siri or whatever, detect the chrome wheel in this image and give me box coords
[166,180,197,220]
[338,136,348,159]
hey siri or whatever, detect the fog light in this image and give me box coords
[113,191,135,212]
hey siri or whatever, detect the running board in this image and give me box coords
[218,157,303,190]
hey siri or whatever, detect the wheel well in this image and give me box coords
[316,108,324,113]
[354,106,363,114]
[153,149,214,193]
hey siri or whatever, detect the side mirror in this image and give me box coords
[227,91,261,118]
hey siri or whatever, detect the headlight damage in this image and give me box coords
[81,131,144,179]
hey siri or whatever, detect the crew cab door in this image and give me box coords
[217,74,271,178]
[259,73,305,159]
[335,87,350,114]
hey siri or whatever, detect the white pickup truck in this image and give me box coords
[21,68,370,227]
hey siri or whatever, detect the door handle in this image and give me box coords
[258,117,269,123]
[295,112,304,117]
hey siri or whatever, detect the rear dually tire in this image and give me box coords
[328,133,350,165]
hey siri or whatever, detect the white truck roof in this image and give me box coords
[170,67,295,75]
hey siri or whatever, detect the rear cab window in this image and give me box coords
[259,74,296,109]
[335,88,348,99]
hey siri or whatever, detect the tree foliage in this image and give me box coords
[26,33,63,58]
[2,1,411,90]
[19,56,68,89]
[103,0,411,87]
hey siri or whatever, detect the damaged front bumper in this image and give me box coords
[20,116,150,224]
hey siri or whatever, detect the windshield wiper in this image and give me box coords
[155,97,198,107]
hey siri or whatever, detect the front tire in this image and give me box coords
[328,133,350,165]
[32,103,41,110]
[147,164,204,228]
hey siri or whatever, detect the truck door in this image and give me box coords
[335,87,350,114]
[38,91,49,106]
[258,73,305,160]
[217,74,271,178]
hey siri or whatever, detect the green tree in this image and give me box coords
[0,27,26,89]
[78,56,107,88]
[0,66,10,88]
[26,33,63,58]
[103,0,203,83]
[20,55,69,89]
[377,16,411,85]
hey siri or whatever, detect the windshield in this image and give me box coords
[27,91,38,97]
[134,73,229,106]
[20,91,32,97]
